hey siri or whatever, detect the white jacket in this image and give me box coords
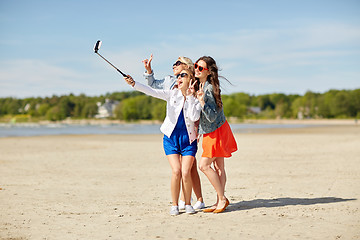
[133,82,201,144]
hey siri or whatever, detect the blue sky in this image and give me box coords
[1,0,359,98]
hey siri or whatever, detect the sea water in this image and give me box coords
[0,122,313,137]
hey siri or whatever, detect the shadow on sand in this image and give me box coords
[226,197,356,212]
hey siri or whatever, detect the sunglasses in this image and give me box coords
[176,72,188,79]
[194,63,208,72]
[173,60,184,67]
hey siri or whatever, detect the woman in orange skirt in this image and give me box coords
[195,56,238,213]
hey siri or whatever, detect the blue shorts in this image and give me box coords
[163,110,198,157]
[163,134,198,157]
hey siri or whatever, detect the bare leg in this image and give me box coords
[202,158,226,209]
[167,154,181,206]
[214,157,226,193]
[199,157,227,210]
[179,188,186,202]
[191,158,203,202]
[214,157,227,210]
[179,155,185,203]
[181,156,195,205]
[180,157,203,203]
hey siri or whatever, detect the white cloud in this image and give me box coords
[0,55,154,98]
[157,22,360,64]
[135,23,359,93]
[0,59,84,84]
[0,59,114,97]
[294,22,360,48]
[1,21,359,98]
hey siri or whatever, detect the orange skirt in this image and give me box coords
[202,121,238,158]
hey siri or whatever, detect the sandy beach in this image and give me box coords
[0,124,359,240]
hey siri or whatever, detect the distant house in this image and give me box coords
[95,99,119,118]
[248,106,261,114]
[18,103,31,113]
[24,103,31,112]
[297,111,304,120]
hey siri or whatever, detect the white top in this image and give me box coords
[133,82,201,144]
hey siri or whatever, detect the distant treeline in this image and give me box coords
[0,89,359,122]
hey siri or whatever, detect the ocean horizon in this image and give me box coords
[0,122,315,138]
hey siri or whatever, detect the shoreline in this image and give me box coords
[0,118,163,126]
[242,118,358,125]
[1,119,358,138]
[0,124,358,139]
[0,118,358,126]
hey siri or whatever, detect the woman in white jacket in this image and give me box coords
[143,55,205,210]
[124,68,201,215]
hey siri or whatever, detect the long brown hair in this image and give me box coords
[196,56,223,109]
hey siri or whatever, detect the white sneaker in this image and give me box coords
[179,200,185,210]
[179,198,193,210]
[185,205,195,214]
[170,206,179,216]
[193,201,205,210]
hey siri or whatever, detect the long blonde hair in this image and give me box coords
[178,67,199,94]
[178,56,195,73]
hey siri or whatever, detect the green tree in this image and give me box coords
[331,90,351,118]
[46,106,66,121]
[257,95,275,110]
[350,89,360,117]
[118,95,150,120]
[150,98,166,120]
[120,98,139,120]
[223,97,247,118]
[58,97,75,117]
[275,101,290,118]
[1,88,359,121]
[269,93,290,118]
[232,92,251,106]
[81,102,98,118]
[6,98,21,115]
[37,103,51,116]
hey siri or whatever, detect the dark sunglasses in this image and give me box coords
[194,63,208,72]
[173,60,183,67]
[176,72,188,79]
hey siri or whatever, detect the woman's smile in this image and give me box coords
[177,79,183,88]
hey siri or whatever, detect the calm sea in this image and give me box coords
[0,123,313,137]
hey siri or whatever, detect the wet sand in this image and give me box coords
[0,125,359,239]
